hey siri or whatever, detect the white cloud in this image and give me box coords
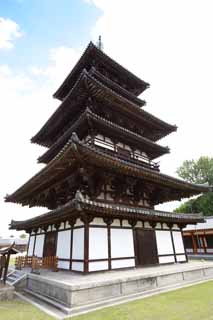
[87,0,213,211]
[0,45,80,237]
[0,17,22,49]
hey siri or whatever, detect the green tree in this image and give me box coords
[175,157,213,216]
[20,233,27,239]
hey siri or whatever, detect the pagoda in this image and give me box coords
[6,41,210,273]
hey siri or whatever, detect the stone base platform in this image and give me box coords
[0,283,15,301]
[18,261,213,315]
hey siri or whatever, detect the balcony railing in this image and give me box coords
[87,138,160,171]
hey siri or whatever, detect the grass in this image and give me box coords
[0,299,53,320]
[71,281,213,320]
[0,281,213,320]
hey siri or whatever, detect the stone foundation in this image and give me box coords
[20,262,213,310]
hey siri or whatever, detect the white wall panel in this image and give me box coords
[111,258,135,269]
[56,230,71,259]
[89,228,108,259]
[206,249,213,253]
[72,262,84,272]
[58,260,70,269]
[28,236,35,256]
[156,230,174,255]
[89,261,108,271]
[34,234,45,258]
[72,228,84,260]
[172,231,185,254]
[159,256,175,264]
[176,255,186,262]
[111,229,134,258]
[186,249,193,253]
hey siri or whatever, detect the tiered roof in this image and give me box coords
[10,197,204,231]
[6,41,210,230]
[31,69,176,147]
[53,41,149,100]
[5,133,210,208]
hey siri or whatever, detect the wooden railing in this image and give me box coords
[15,256,58,272]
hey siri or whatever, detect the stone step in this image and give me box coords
[23,289,71,315]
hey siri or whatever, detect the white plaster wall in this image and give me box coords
[172,231,185,254]
[159,256,175,264]
[58,260,70,269]
[90,218,106,226]
[72,262,84,272]
[111,219,121,226]
[28,236,35,256]
[176,255,186,262]
[72,228,84,260]
[186,249,193,253]
[111,258,135,269]
[34,234,45,258]
[155,230,174,255]
[89,261,108,271]
[144,222,151,228]
[75,218,84,227]
[206,249,213,253]
[122,220,131,227]
[111,229,134,258]
[89,228,108,260]
[56,230,71,259]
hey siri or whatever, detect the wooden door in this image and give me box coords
[135,229,158,266]
[43,232,57,257]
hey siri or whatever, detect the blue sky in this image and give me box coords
[0,0,100,71]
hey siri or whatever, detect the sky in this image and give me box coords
[0,0,212,237]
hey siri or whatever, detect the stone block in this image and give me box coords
[137,277,157,291]
[183,269,203,281]
[157,272,183,287]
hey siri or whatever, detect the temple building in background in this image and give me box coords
[6,42,209,273]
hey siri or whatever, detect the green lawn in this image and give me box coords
[72,281,213,320]
[0,281,213,320]
[0,299,53,320]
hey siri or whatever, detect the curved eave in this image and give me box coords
[5,134,210,206]
[31,69,176,147]
[53,41,149,100]
[9,199,204,231]
[90,67,146,107]
[38,109,170,164]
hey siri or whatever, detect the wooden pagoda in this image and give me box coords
[6,42,210,273]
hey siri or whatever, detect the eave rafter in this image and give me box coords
[5,133,210,207]
[38,108,170,164]
[53,41,149,100]
[31,69,177,147]
[9,196,204,231]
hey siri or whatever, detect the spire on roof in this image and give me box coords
[96,35,104,51]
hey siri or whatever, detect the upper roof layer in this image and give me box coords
[10,197,204,231]
[53,42,149,100]
[5,133,210,207]
[31,69,176,147]
[38,108,170,163]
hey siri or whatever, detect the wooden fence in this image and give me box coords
[15,256,58,272]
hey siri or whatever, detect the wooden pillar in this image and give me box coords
[104,218,113,271]
[3,253,10,284]
[170,229,177,263]
[191,232,197,254]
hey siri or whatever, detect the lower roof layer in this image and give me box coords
[10,197,204,231]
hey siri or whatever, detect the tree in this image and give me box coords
[20,233,27,239]
[175,157,213,216]
[176,157,213,185]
